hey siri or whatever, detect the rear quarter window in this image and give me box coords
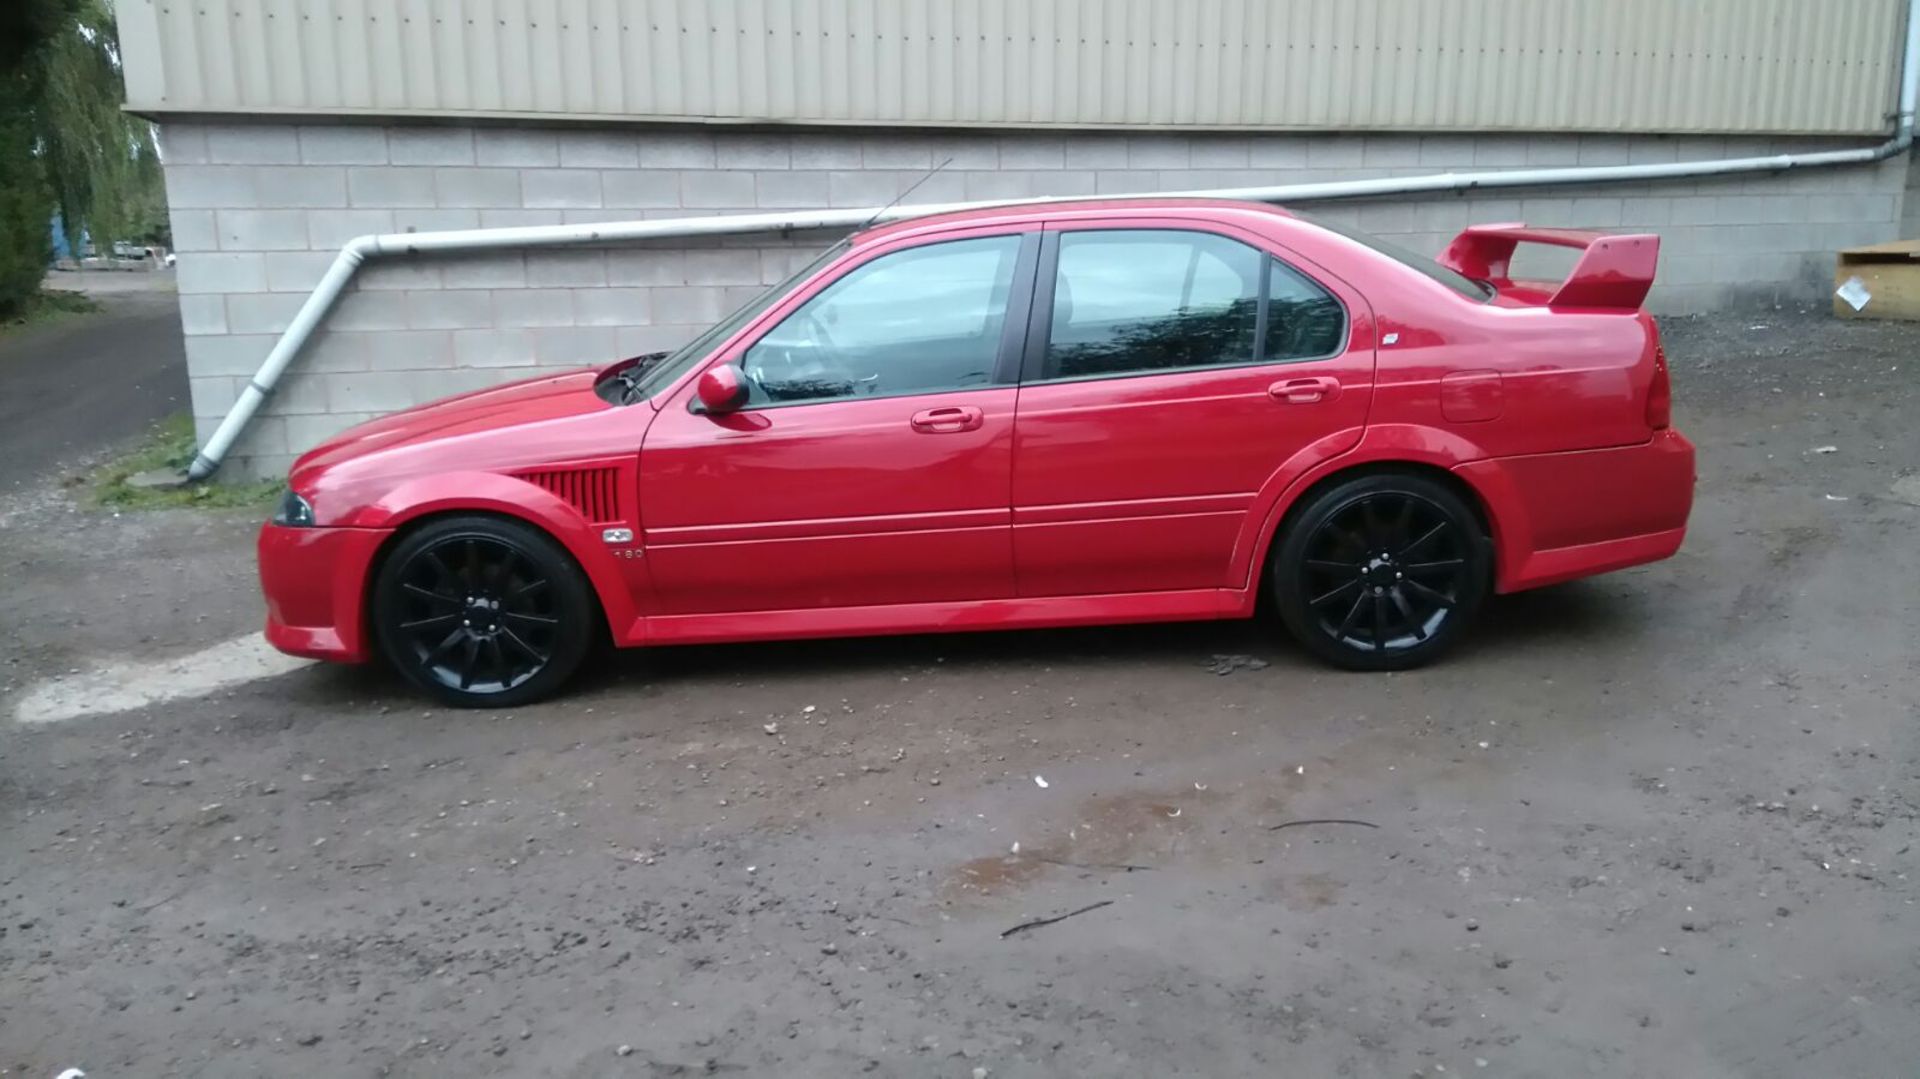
[1302,213,1494,302]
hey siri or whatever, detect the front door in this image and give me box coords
[1011,223,1374,596]
[640,230,1037,614]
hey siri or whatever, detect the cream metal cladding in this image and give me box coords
[120,0,1906,133]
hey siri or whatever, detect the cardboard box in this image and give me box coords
[1833,239,1920,320]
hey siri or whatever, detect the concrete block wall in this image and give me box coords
[159,122,1910,479]
[1903,154,1920,243]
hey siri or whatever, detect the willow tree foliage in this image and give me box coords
[0,0,166,314]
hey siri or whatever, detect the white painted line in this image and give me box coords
[14,633,316,725]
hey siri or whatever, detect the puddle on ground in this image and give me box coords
[1270,871,1344,911]
[944,783,1296,899]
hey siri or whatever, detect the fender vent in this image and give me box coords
[516,467,623,523]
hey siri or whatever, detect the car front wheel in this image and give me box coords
[1271,473,1491,670]
[371,515,597,707]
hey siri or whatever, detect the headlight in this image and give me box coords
[272,489,316,527]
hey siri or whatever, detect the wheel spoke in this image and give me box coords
[402,583,461,607]
[503,611,559,628]
[1403,559,1464,575]
[483,637,509,683]
[422,626,465,664]
[464,539,482,586]
[1390,497,1413,544]
[482,548,511,588]
[500,625,550,665]
[400,612,462,631]
[1397,522,1448,558]
[1402,577,1455,608]
[1372,593,1390,650]
[509,578,550,600]
[1389,588,1426,640]
[1334,592,1367,637]
[1361,499,1386,547]
[1305,579,1367,606]
[1305,559,1359,574]
[421,550,455,589]
[1309,578,1361,607]
[458,636,482,690]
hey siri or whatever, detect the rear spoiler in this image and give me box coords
[1437,224,1660,310]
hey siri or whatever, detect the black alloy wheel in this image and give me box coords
[372,515,596,707]
[1272,473,1490,670]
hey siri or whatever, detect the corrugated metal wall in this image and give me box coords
[120,0,1907,135]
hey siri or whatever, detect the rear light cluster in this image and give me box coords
[1646,344,1672,430]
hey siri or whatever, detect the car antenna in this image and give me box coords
[855,157,955,233]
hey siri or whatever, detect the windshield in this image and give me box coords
[626,238,853,402]
[1299,213,1494,301]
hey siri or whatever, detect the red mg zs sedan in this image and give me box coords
[259,199,1694,706]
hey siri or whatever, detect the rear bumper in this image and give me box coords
[1457,429,1696,593]
[258,524,391,663]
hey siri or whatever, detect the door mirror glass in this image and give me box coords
[694,364,750,414]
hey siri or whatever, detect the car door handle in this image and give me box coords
[910,405,985,433]
[1269,376,1342,405]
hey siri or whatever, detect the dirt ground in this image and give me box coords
[2,310,1916,1078]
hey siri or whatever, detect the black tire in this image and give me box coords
[371,515,598,707]
[1271,472,1491,671]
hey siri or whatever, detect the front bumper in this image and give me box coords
[258,523,392,663]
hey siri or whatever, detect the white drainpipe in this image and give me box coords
[187,0,1920,481]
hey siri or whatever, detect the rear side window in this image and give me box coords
[1300,212,1494,301]
[1266,259,1346,360]
[1042,229,1345,381]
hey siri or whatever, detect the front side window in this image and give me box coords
[741,234,1022,406]
[629,239,850,402]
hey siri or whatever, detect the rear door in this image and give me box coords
[640,229,1038,614]
[1011,221,1374,597]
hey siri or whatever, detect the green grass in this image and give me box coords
[1,289,101,335]
[91,412,284,511]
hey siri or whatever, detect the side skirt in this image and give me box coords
[622,588,1250,648]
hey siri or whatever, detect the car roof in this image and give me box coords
[851,197,1301,248]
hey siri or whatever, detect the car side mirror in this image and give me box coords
[694,364,750,415]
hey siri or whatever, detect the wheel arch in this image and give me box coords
[1233,425,1513,604]
[361,496,632,649]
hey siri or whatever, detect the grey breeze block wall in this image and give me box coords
[158,122,1911,480]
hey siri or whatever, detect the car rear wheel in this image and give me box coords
[371,515,596,707]
[1271,473,1490,670]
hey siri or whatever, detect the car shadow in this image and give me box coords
[1455,579,1658,659]
[277,578,1658,710]
[587,577,1655,692]
[586,616,1295,693]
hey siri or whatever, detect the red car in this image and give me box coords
[259,198,1694,706]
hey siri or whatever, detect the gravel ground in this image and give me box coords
[2,310,1916,1078]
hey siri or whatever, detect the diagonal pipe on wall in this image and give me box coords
[187,0,1920,481]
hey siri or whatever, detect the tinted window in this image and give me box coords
[742,235,1021,405]
[1265,258,1346,359]
[1045,230,1261,379]
[1300,212,1494,301]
